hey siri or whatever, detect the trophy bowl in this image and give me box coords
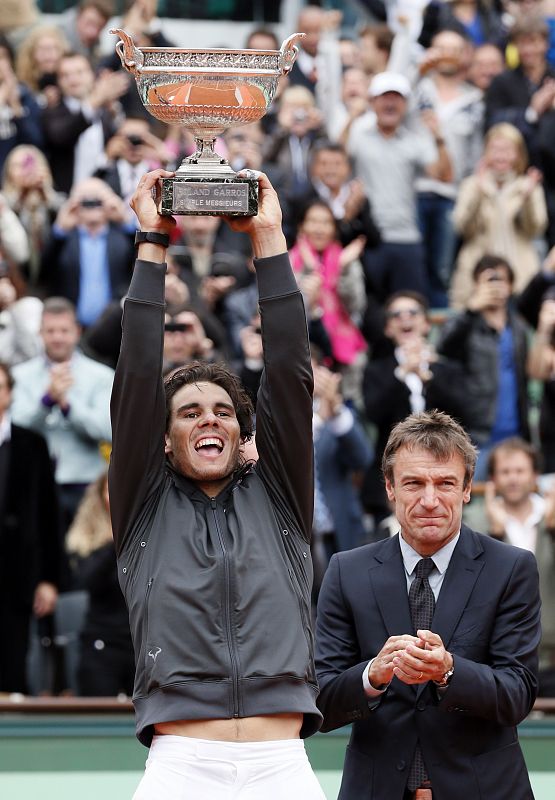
[111,29,305,216]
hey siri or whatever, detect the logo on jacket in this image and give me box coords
[148,647,162,661]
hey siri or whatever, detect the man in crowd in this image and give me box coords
[348,72,452,301]
[61,0,112,69]
[414,29,483,306]
[316,410,540,800]
[11,297,113,532]
[362,291,466,521]
[437,255,530,479]
[42,51,128,193]
[109,169,324,798]
[0,362,60,693]
[41,177,134,327]
[484,438,555,696]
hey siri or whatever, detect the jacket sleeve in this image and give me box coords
[109,259,167,555]
[437,548,540,726]
[315,554,382,731]
[254,253,314,542]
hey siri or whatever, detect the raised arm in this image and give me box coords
[108,169,176,555]
[228,171,314,542]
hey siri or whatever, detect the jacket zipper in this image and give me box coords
[211,497,240,717]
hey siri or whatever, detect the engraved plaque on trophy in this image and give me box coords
[111,29,304,216]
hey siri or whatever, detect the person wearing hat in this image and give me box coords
[347,71,452,304]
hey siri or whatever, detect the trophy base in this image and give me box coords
[160,176,258,217]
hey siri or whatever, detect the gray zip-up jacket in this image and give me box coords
[109,253,322,746]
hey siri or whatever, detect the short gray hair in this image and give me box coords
[382,410,477,488]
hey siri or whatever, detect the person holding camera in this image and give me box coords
[40,176,134,326]
[95,117,170,217]
[437,254,531,480]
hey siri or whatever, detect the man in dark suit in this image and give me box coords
[0,362,61,692]
[41,52,128,194]
[316,410,540,800]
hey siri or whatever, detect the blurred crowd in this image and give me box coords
[1,0,555,700]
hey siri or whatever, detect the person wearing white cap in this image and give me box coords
[347,71,452,304]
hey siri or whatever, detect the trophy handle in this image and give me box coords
[278,32,306,76]
[110,28,144,74]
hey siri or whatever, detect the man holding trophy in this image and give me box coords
[110,164,324,797]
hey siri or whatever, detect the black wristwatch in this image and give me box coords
[134,230,170,249]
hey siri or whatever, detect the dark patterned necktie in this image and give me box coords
[407,557,436,791]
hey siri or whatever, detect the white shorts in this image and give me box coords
[132,735,327,800]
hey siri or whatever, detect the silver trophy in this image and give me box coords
[111,29,305,216]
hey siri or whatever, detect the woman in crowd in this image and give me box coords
[66,471,134,697]
[289,200,367,403]
[15,25,68,106]
[450,122,548,307]
[2,144,65,285]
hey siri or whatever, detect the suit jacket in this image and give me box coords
[11,351,114,485]
[0,424,60,609]
[361,355,468,516]
[315,526,540,800]
[39,225,134,308]
[41,100,116,194]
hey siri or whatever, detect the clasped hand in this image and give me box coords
[369,630,452,688]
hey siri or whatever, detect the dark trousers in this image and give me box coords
[417,192,456,308]
[0,607,30,692]
[77,635,135,696]
[362,241,427,304]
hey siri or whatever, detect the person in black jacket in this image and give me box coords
[109,169,325,800]
[67,471,134,697]
[0,362,61,692]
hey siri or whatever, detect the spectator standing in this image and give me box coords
[289,141,381,253]
[0,264,42,366]
[289,200,367,403]
[0,362,61,693]
[485,16,555,161]
[348,72,452,302]
[262,85,326,203]
[526,283,555,470]
[467,42,504,92]
[15,25,69,107]
[61,0,112,69]
[40,177,134,327]
[66,471,135,697]
[484,438,555,696]
[414,29,484,306]
[0,191,30,268]
[438,255,530,480]
[42,52,128,194]
[2,144,65,285]
[312,358,372,565]
[0,34,43,175]
[362,290,467,522]
[450,122,547,307]
[11,297,114,531]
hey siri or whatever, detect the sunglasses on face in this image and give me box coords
[386,308,423,320]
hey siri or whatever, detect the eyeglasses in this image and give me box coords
[386,308,423,320]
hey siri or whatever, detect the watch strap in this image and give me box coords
[134,230,170,249]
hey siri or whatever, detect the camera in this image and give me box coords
[80,198,103,208]
[127,134,144,147]
[164,322,191,333]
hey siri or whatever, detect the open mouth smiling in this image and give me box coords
[194,437,225,457]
